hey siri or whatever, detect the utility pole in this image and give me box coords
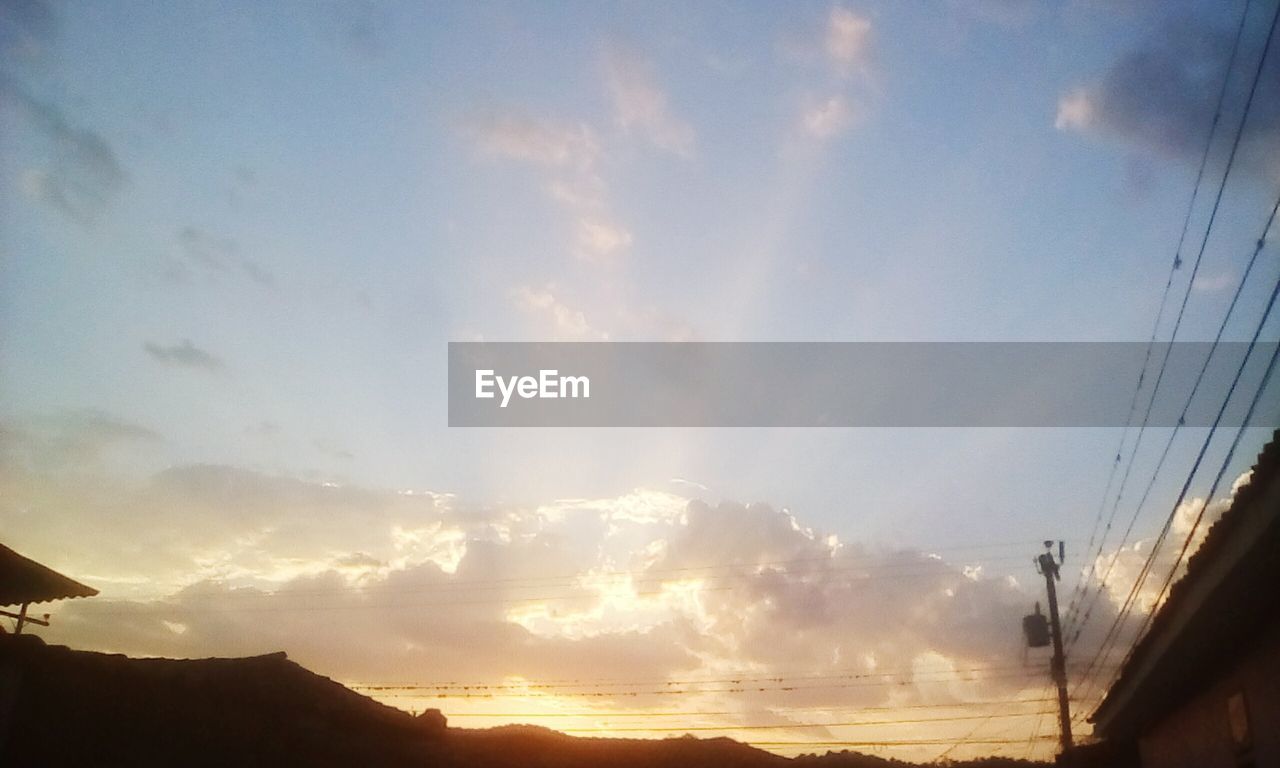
[1036,540,1073,752]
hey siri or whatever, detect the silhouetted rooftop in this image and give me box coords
[0,635,1046,767]
[1091,429,1280,739]
[0,543,98,606]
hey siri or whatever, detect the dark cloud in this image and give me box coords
[337,1,389,57]
[1057,12,1280,178]
[143,339,224,372]
[311,0,389,58]
[0,410,160,471]
[178,227,238,268]
[314,439,355,460]
[174,226,277,288]
[946,0,1041,28]
[246,420,281,437]
[2,75,127,224]
[0,0,57,58]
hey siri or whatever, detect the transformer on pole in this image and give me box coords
[1025,540,1073,752]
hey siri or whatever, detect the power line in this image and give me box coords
[1066,0,1279,659]
[1063,0,1257,638]
[361,671,1054,699]
[555,710,1058,733]
[1076,293,1280,710]
[930,707,1009,763]
[739,738,1055,748]
[435,699,1057,718]
[1131,197,1280,628]
[1066,195,1280,658]
[1054,0,1254,634]
[350,656,1079,687]
[348,662,1081,691]
[1091,295,1280,706]
[1071,0,1280,691]
[1075,248,1280,711]
[1022,681,1055,760]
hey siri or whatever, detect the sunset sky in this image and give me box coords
[3,0,1280,761]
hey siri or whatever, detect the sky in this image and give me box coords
[3,0,1280,761]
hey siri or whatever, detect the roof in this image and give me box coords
[0,636,791,767]
[1090,428,1280,740]
[0,635,434,766]
[0,543,99,606]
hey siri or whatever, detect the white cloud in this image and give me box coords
[540,489,689,526]
[466,110,633,265]
[1,410,161,474]
[0,456,1066,757]
[5,460,1033,690]
[1092,471,1248,617]
[825,7,873,76]
[803,95,856,139]
[512,285,609,340]
[1191,271,1233,294]
[604,48,696,157]
[390,522,468,573]
[574,218,633,262]
[466,113,599,169]
[1054,87,1094,132]
[783,8,875,144]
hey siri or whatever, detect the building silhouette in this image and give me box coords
[1088,430,1280,768]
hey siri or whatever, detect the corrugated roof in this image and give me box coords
[1090,428,1280,734]
[0,543,99,606]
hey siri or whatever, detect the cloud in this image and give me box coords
[802,95,856,139]
[613,303,700,342]
[1060,467,1255,702]
[574,218,633,260]
[1191,270,1234,293]
[334,551,385,569]
[313,439,355,461]
[1093,472,1247,617]
[784,8,875,144]
[143,340,225,372]
[604,48,696,157]
[2,462,1046,706]
[512,285,609,341]
[465,111,632,264]
[1,459,1085,757]
[825,7,873,77]
[945,0,1040,28]
[1054,87,1094,132]
[0,410,160,472]
[173,226,276,287]
[317,0,389,58]
[246,420,281,437]
[1055,13,1280,177]
[466,113,600,169]
[3,76,126,224]
[0,0,57,60]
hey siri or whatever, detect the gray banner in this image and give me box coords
[447,342,1280,427]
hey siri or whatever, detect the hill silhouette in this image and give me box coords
[0,635,1046,768]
